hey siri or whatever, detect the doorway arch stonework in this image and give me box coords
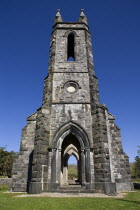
[49,122,94,190]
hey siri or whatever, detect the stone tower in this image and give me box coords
[11,10,133,195]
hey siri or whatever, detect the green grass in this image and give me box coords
[0,176,8,178]
[0,190,140,210]
[0,185,8,191]
[68,164,77,180]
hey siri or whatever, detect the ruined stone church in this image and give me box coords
[11,10,133,195]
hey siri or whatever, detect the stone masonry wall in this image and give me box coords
[11,114,36,192]
[50,104,93,147]
[109,119,131,186]
[52,73,90,103]
[92,105,112,183]
[55,28,88,65]
[31,107,51,185]
[85,30,100,109]
[0,178,11,186]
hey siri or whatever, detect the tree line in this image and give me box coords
[130,146,140,179]
[0,147,17,178]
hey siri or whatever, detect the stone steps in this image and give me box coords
[46,189,95,194]
[46,185,95,194]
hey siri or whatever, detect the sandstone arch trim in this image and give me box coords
[51,121,90,150]
[63,30,78,38]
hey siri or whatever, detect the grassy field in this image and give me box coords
[0,185,140,210]
[68,164,77,180]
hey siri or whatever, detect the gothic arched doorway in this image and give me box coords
[50,123,94,190]
[61,134,81,186]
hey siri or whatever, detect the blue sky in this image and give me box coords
[0,0,140,163]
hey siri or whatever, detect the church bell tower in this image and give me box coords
[11,10,133,195]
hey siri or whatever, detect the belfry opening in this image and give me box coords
[11,9,133,195]
[67,33,75,61]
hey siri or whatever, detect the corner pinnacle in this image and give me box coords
[78,9,88,24]
[54,9,63,24]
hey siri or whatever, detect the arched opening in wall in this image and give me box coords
[68,155,78,185]
[67,33,75,61]
[51,123,92,190]
[61,134,81,186]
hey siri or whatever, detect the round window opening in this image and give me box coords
[67,86,76,93]
[64,81,79,93]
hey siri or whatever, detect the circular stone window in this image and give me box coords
[64,81,79,93]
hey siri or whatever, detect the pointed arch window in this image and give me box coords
[67,33,75,61]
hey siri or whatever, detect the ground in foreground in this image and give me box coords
[0,188,140,210]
